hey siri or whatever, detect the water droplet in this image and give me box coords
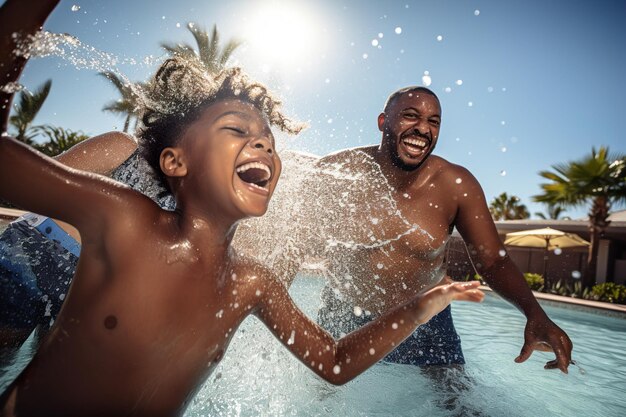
[176,22,181,28]
[327,118,333,124]
[456,79,463,86]
[378,32,384,38]
[422,73,432,87]
[369,348,376,355]
[391,322,398,329]
[325,78,330,84]
[371,217,379,225]
[501,120,506,125]
[377,263,384,269]
[455,178,462,184]
[333,365,341,374]
[500,170,507,176]
[474,9,481,16]
[371,39,379,47]
[487,86,494,92]
[554,248,563,255]
[353,306,363,317]
[436,35,443,41]
[572,270,582,279]
[215,309,224,318]
[468,101,473,107]
[499,249,506,257]
[501,147,507,152]
[287,330,296,345]
[362,53,368,59]
[395,27,402,34]
[444,87,452,93]
[71,5,81,12]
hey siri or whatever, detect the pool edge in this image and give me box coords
[480,285,626,319]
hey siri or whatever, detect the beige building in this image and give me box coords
[446,210,626,287]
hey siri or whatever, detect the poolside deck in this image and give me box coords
[0,206,24,221]
[480,286,626,319]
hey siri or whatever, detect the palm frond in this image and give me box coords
[9,79,52,139]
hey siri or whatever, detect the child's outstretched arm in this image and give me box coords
[0,0,149,239]
[0,0,61,132]
[254,275,483,385]
[0,136,149,239]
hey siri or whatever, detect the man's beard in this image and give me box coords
[385,128,434,172]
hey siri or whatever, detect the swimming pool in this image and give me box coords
[189,276,626,417]
[2,275,624,416]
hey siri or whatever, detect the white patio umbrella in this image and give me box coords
[504,227,590,288]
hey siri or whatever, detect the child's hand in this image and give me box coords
[417,281,484,324]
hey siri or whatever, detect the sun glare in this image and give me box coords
[243,2,323,73]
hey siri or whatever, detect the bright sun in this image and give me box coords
[242,2,323,73]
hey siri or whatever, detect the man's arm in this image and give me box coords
[452,166,573,373]
[254,270,483,385]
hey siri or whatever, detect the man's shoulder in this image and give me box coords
[423,155,481,189]
[319,145,377,164]
[428,154,472,176]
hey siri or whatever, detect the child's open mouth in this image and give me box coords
[236,161,272,191]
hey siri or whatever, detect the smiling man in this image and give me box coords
[305,86,573,374]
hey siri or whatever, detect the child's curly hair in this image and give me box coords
[138,56,304,186]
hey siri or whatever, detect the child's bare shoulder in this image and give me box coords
[230,255,285,300]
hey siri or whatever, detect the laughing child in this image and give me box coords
[0,1,483,415]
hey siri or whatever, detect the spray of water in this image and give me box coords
[2,32,452,415]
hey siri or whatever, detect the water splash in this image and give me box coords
[5,30,160,110]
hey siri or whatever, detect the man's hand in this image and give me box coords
[514,316,573,373]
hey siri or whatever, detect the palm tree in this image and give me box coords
[99,72,145,133]
[160,23,241,74]
[9,79,51,145]
[489,192,530,220]
[534,147,626,287]
[534,203,570,220]
[34,125,89,157]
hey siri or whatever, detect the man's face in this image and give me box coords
[378,91,441,170]
[179,99,282,220]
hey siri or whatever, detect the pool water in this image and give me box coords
[2,276,624,416]
[189,276,626,417]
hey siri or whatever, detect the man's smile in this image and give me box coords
[399,132,430,158]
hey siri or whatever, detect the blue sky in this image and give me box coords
[9,0,626,219]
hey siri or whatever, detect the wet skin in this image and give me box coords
[0,101,483,416]
[290,90,573,372]
[0,3,484,413]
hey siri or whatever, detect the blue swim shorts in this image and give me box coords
[317,287,465,366]
[0,214,78,329]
